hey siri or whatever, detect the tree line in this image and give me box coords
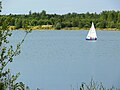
[0,10,120,30]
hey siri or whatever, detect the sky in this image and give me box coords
[1,0,120,14]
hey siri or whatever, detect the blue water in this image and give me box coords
[9,30,120,90]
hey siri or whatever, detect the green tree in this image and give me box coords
[0,2,31,89]
[0,10,120,30]
[100,11,108,21]
[1,21,8,30]
[29,10,32,15]
[79,21,84,28]
[40,10,46,19]
[96,20,106,28]
[9,18,15,26]
[72,20,79,27]
[15,19,22,29]
[0,30,31,90]
[116,22,120,29]
[107,11,113,22]
[0,82,4,90]
[40,10,46,16]
[30,19,38,26]
[55,22,62,30]
[0,1,2,12]
[117,12,120,22]
[22,20,29,30]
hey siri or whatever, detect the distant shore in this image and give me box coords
[7,25,120,31]
[1,10,120,31]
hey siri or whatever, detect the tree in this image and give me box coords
[22,19,29,30]
[1,21,8,30]
[0,10,120,30]
[29,10,32,15]
[117,12,120,22]
[15,18,22,29]
[30,19,38,26]
[116,22,120,29]
[0,30,31,90]
[55,22,62,30]
[107,11,114,22]
[79,21,84,28]
[100,11,108,21]
[72,20,79,27]
[40,10,46,16]
[9,18,15,26]
[0,1,2,12]
[0,1,31,89]
[40,10,46,19]
[96,20,106,28]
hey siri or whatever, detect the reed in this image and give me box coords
[79,79,119,90]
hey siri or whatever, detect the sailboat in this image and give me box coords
[86,22,97,40]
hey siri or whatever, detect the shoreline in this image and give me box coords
[3,26,120,31]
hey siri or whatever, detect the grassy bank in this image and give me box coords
[1,25,120,31]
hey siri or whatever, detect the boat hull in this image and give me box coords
[86,38,97,40]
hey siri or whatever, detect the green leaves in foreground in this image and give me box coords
[0,30,31,90]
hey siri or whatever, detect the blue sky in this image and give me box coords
[1,0,120,14]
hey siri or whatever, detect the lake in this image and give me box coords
[9,30,120,90]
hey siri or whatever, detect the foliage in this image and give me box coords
[0,10,120,29]
[0,29,31,90]
[15,18,22,29]
[0,2,32,89]
[55,22,62,30]
[79,79,119,90]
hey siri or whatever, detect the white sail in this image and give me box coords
[86,22,97,40]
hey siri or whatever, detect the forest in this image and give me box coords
[0,10,120,30]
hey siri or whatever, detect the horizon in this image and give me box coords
[1,0,120,15]
[1,10,120,15]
